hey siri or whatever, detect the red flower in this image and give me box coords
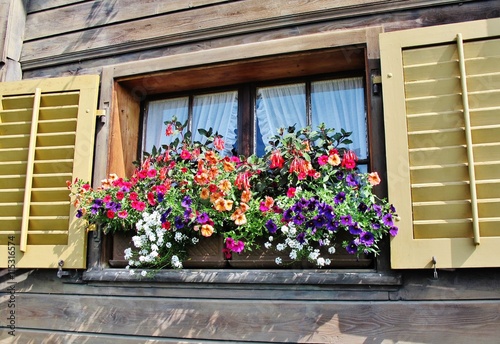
[106,210,115,219]
[129,192,138,201]
[116,191,125,200]
[287,187,296,198]
[341,151,358,170]
[270,149,285,169]
[165,123,174,136]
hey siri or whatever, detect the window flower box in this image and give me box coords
[69,118,399,274]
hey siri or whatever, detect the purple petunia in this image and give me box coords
[349,225,362,235]
[265,219,278,234]
[382,213,394,227]
[296,232,306,244]
[390,226,399,236]
[346,240,358,254]
[360,231,375,246]
[346,174,358,187]
[181,195,192,209]
[340,215,353,226]
[334,192,346,204]
[197,212,210,224]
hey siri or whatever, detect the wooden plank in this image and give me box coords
[20,0,477,70]
[0,330,184,344]
[27,0,88,13]
[0,0,27,81]
[3,293,500,342]
[25,0,234,40]
[107,81,140,178]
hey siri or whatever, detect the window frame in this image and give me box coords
[84,26,399,284]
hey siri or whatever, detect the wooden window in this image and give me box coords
[143,75,369,172]
[380,17,500,269]
[0,75,100,268]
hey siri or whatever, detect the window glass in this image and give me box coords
[192,91,238,156]
[311,77,367,159]
[144,97,189,152]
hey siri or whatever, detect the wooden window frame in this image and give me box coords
[84,27,400,285]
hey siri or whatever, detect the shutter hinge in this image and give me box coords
[96,109,107,124]
[371,74,382,95]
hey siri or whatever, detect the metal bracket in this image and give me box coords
[57,260,70,278]
[96,109,107,124]
[432,256,438,280]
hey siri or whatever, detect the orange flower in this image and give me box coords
[230,208,247,225]
[223,159,235,172]
[302,140,311,152]
[368,172,381,185]
[219,179,232,192]
[194,171,209,185]
[263,196,274,209]
[204,151,218,165]
[328,153,341,166]
[239,202,249,212]
[200,188,210,199]
[270,149,285,169]
[241,189,252,203]
[201,224,214,237]
[235,171,251,190]
[214,198,233,211]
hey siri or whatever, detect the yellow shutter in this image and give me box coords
[0,75,99,268]
[380,18,500,269]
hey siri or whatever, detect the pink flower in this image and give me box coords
[287,187,296,198]
[214,136,225,151]
[131,200,146,211]
[318,155,329,166]
[117,210,128,218]
[225,237,245,253]
[147,169,157,178]
[180,149,191,160]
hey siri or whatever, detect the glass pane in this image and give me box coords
[144,97,189,153]
[255,83,306,155]
[192,91,238,156]
[311,77,367,159]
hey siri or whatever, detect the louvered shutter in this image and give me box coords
[380,18,500,269]
[0,75,99,268]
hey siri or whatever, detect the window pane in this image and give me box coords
[144,97,189,153]
[311,77,367,159]
[256,83,306,155]
[192,91,238,156]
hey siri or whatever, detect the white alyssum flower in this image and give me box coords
[289,250,297,260]
[140,270,147,277]
[276,243,285,251]
[328,246,336,254]
[308,249,320,261]
[264,242,272,249]
[275,257,283,265]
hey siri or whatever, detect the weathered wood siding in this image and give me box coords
[1,0,500,342]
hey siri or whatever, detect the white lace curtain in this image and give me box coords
[144,91,238,156]
[256,77,367,158]
[145,77,366,158]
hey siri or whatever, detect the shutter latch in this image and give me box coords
[432,256,438,280]
[57,260,70,278]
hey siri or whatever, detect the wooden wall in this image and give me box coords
[2,0,500,342]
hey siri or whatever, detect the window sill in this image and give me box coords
[83,268,402,286]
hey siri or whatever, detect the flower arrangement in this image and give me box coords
[69,118,398,273]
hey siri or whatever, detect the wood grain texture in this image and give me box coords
[20,0,477,69]
[2,292,500,343]
[25,0,234,40]
[27,0,88,13]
